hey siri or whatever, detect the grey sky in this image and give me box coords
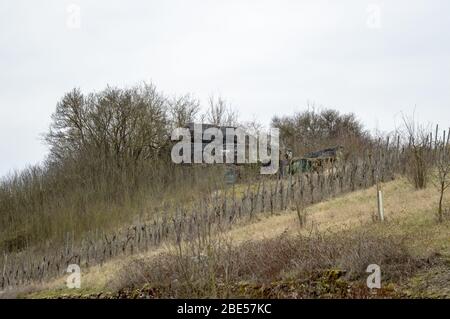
[1,0,449,176]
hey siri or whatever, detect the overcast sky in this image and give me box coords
[1,0,449,176]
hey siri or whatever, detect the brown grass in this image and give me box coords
[111,228,431,299]
[18,177,450,299]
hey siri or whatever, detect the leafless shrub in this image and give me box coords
[431,138,450,222]
[168,94,200,128]
[293,199,307,228]
[271,106,371,157]
[112,229,427,298]
[204,96,239,127]
[401,114,431,189]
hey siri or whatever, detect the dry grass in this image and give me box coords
[227,177,446,243]
[110,229,430,299]
[16,177,450,298]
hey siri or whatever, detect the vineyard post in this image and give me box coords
[376,178,385,222]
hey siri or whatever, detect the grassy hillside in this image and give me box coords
[12,177,449,299]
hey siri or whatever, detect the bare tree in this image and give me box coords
[205,96,239,126]
[401,114,431,189]
[242,115,264,136]
[271,107,369,156]
[45,83,169,167]
[168,94,200,128]
[432,138,450,222]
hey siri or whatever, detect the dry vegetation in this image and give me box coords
[109,177,450,299]
[1,83,449,299]
[11,177,449,299]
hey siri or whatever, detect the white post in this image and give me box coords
[377,184,384,222]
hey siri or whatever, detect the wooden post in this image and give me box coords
[447,127,450,146]
[2,254,7,279]
[376,181,385,222]
[435,124,439,149]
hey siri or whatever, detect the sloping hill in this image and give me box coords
[10,178,450,298]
